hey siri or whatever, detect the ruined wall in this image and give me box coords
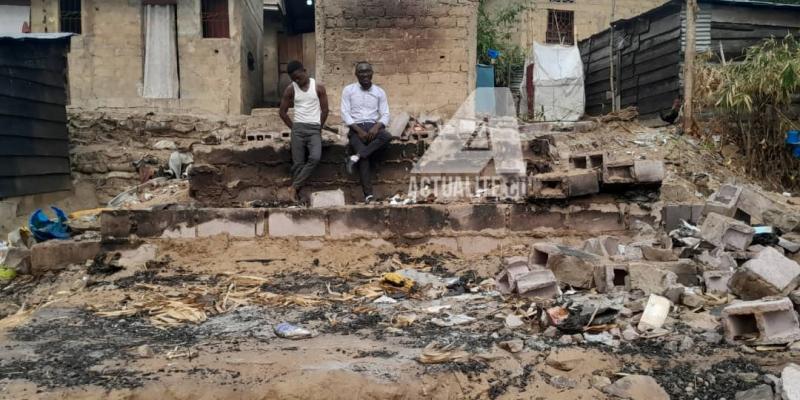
[30,0,258,115]
[487,0,668,50]
[239,0,264,113]
[316,0,479,119]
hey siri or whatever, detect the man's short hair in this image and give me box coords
[287,60,304,76]
[355,61,372,72]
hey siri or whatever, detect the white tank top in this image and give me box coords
[292,78,321,125]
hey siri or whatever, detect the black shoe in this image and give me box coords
[346,156,355,175]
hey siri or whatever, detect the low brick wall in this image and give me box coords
[101,203,656,245]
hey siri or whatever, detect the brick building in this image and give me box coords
[487,0,668,50]
[24,0,264,115]
[316,0,479,118]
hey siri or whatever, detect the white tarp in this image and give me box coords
[519,42,585,122]
[0,5,30,34]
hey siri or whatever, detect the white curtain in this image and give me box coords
[143,5,179,99]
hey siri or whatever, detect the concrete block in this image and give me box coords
[638,294,672,331]
[722,297,800,345]
[386,206,447,238]
[268,210,327,238]
[515,269,561,299]
[582,236,620,258]
[310,190,346,208]
[30,239,101,274]
[328,208,387,239]
[507,204,565,232]
[530,244,599,289]
[569,152,604,170]
[446,204,507,232]
[530,172,568,199]
[594,264,630,293]
[388,112,411,137]
[628,263,679,295]
[737,186,776,224]
[655,260,700,286]
[730,247,800,300]
[496,264,531,294]
[457,236,501,256]
[603,160,635,184]
[700,212,755,251]
[704,270,733,295]
[662,203,705,231]
[100,211,133,238]
[565,170,600,197]
[704,184,743,218]
[633,160,665,183]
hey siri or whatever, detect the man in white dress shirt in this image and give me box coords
[341,61,393,203]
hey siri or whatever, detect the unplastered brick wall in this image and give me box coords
[316,0,478,119]
[486,0,668,50]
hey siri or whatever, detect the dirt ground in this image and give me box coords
[1,238,799,400]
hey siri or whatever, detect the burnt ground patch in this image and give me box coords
[1,308,196,390]
[262,272,353,295]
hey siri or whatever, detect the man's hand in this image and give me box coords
[367,123,383,141]
[351,125,370,142]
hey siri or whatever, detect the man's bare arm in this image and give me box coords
[278,85,295,129]
[317,83,329,128]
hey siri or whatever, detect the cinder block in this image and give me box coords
[722,297,800,345]
[328,208,387,239]
[627,263,679,295]
[530,172,567,199]
[582,236,621,258]
[386,206,447,238]
[704,184,743,218]
[268,210,327,238]
[633,160,665,183]
[662,204,704,231]
[566,170,600,197]
[594,264,631,293]
[310,190,346,208]
[730,247,800,300]
[736,186,776,224]
[700,212,755,251]
[100,211,133,238]
[603,160,635,184]
[446,204,507,232]
[704,270,733,295]
[197,219,255,238]
[515,269,561,299]
[496,263,532,294]
[530,243,598,289]
[569,152,604,170]
[30,239,101,274]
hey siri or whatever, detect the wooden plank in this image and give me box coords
[0,95,67,123]
[0,116,69,140]
[0,76,67,105]
[0,174,72,198]
[640,13,681,41]
[0,42,66,63]
[634,40,682,65]
[587,80,611,96]
[0,136,70,157]
[0,66,66,88]
[635,52,682,76]
[623,27,681,56]
[587,69,611,85]
[638,65,680,86]
[0,51,67,72]
[587,57,611,73]
[0,156,71,177]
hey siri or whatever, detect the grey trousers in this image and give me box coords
[291,123,322,189]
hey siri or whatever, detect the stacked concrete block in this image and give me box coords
[704,184,743,218]
[565,170,601,197]
[721,297,800,345]
[529,170,600,199]
[569,152,604,170]
[700,212,755,251]
[530,243,599,289]
[729,247,800,300]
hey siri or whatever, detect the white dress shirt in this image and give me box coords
[340,83,390,126]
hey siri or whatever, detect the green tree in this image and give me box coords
[476,0,529,87]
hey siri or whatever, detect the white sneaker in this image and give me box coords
[350,155,360,163]
[365,195,375,204]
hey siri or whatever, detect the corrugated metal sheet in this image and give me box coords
[681,2,713,53]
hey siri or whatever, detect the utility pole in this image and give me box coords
[683,0,697,134]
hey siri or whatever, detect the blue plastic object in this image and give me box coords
[793,146,800,159]
[29,206,71,242]
[487,49,501,60]
[787,130,800,145]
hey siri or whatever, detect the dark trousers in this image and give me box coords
[291,123,322,189]
[349,122,393,197]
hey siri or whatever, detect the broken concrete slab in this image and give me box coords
[700,212,755,251]
[569,152,604,170]
[737,186,776,224]
[662,203,705,232]
[633,160,665,184]
[0,247,31,275]
[310,189,346,208]
[781,363,800,400]
[30,239,101,275]
[638,294,672,331]
[779,237,800,254]
[697,249,737,272]
[735,384,775,400]
[722,297,800,345]
[388,112,411,138]
[496,263,531,294]
[705,184,743,218]
[641,246,679,262]
[603,375,669,400]
[730,247,800,300]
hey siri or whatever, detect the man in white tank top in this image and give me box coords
[279,61,329,202]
